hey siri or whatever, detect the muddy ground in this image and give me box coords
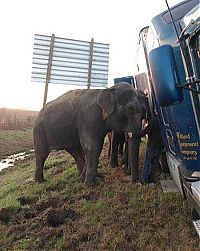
[0,130,199,250]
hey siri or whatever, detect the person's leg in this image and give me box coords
[161,152,169,173]
[149,150,161,183]
[141,146,154,183]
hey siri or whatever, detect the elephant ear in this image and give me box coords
[97,89,115,120]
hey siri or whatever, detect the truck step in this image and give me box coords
[191,181,200,203]
[192,220,200,238]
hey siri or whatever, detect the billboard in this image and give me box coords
[31,34,109,89]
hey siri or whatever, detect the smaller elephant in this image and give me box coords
[33,83,144,186]
[108,90,151,176]
[107,131,125,165]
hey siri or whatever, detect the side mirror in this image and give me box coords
[149,45,183,107]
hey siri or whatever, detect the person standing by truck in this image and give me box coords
[140,114,164,184]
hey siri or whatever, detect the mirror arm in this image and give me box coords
[176,79,200,94]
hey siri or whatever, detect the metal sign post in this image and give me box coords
[31,34,109,106]
[43,34,55,107]
[87,38,94,89]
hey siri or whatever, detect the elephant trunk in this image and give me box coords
[127,112,142,182]
[127,113,142,138]
[128,134,141,182]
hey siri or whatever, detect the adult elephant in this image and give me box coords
[33,83,144,186]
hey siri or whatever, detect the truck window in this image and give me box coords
[146,26,159,52]
[191,33,200,78]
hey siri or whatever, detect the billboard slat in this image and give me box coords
[31,34,109,88]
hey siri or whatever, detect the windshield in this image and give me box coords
[191,32,200,78]
[189,31,200,136]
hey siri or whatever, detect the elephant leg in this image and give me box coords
[107,132,112,160]
[84,150,100,186]
[34,130,49,183]
[109,131,120,168]
[118,133,125,157]
[118,142,124,157]
[80,165,86,182]
[66,147,85,175]
[82,138,104,186]
[75,155,85,175]
[120,142,130,174]
[34,150,49,182]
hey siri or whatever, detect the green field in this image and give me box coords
[0,129,199,250]
[0,128,33,158]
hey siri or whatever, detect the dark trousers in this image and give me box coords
[141,146,162,183]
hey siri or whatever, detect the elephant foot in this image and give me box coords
[119,157,127,167]
[109,161,119,168]
[80,172,85,182]
[122,164,131,175]
[132,177,139,183]
[96,172,105,179]
[124,169,131,175]
[34,176,45,183]
[80,166,86,182]
[84,177,96,187]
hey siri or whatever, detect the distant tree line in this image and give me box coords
[0,108,37,130]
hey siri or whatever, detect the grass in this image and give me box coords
[0,128,33,158]
[0,130,199,250]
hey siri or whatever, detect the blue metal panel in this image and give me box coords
[113,76,135,87]
[148,0,200,172]
[149,45,183,107]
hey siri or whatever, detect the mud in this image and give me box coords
[0,140,199,250]
[0,208,11,223]
[0,151,33,172]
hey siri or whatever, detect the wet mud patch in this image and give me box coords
[18,195,39,206]
[78,191,100,202]
[1,195,81,249]
[46,207,80,227]
[18,196,80,226]
[34,197,63,213]
[0,208,11,223]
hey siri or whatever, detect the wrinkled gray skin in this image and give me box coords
[109,91,150,173]
[33,83,144,186]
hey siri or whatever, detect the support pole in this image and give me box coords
[87,38,94,89]
[43,34,55,107]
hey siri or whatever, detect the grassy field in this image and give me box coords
[0,130,199,250]
[0,128,33,158]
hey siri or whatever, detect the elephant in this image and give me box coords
[107,131,124,161]
[108,90,151,176]
[33,83,145,186]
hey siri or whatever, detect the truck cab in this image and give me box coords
[135,0,200,234]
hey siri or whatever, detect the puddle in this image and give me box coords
[0,150,33,172]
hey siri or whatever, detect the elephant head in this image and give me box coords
[97,83,144,137]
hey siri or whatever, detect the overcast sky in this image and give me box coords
[0,0,182,110]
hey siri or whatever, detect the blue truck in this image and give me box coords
[134,0,200,234]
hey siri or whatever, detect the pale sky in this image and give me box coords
[0,0,182,111]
